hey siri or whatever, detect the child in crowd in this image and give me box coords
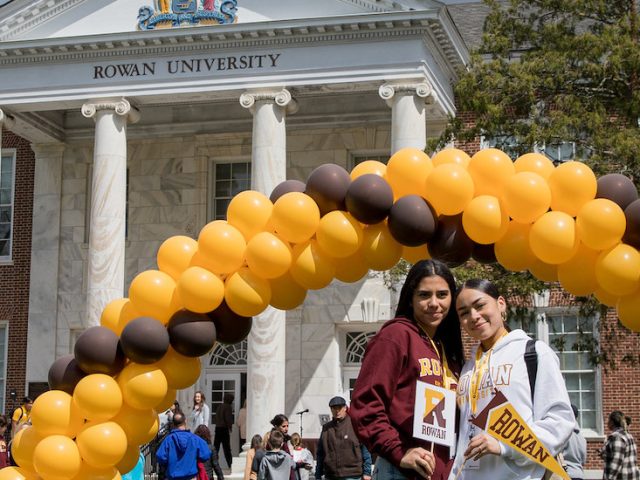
[259,430,295,480]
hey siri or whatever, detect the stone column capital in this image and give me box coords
[30,143,66,160]
[379,80,434,107]
[0,108,15,130]
[239,89,298,115]
[81,98,141,124]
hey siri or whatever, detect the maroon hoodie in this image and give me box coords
[350,317,460,480]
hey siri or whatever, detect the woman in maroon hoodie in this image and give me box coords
[350,259,464,480]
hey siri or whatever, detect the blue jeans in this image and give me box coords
[373,457,407,480]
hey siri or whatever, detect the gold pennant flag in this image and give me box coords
[471,391,569,480]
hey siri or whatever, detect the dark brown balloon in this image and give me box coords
[471,242,497,264]
[168,310,217,357]
[623,199,640,249]
[596,174,639,210]
[207,301,252,345]
[269,179,306,203]
[428,214,473,267]
[48,354,87,394]
[305,164,351,216]
[387,195,438,247]
[74,326,126,376]
[345,174,394,224]
[120,316,170,364]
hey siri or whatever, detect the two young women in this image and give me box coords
[350,260,574,480]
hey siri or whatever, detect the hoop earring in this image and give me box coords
[501,310,507,321]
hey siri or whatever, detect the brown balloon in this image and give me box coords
[120,316,170,364]
[596,173,639,210]
[305,164,351,216]
[269,179,306,203]
[428,214,473,267]
[388,195,438,247]
[345,174,394,224]
[471,242,498,264]
[623,199,640,249]
[207,301,252,345]
[48,354,87,394]
[168,310,217,357]
[74,326,126,376]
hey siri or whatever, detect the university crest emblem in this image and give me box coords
[137,0,237,30]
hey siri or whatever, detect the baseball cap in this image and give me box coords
[328,396,347,407]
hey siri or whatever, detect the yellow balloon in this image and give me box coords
[548,161,597,216]
[76,421,127,469]
[72,463,122,480]
[431,148,471,168]
[155,388,178,413]
[384,148,433,198]
[271,192,320,244]
[350,160,387,180]
[514,152,555,179]
[30,390,84,438]
[528,258,558,282]
[361,222,403,271]
[224,267,272,317]
[529,211,578,264]
[33,435,81,480]
[290,240,336,290]
[113,404,159,445]
[594,286,619,308]
[117,363,168,410]
[402,244,431,264]
[333,249,370,283]
[316,211,363,258]
[576,199,626,251]
[269,271,308,310]
[117,445,141,476]
[494,221,535,272]
[100,298,142,336]
[557,244,599,296]
[129,270,182,324]
[461,195,509,244]
[245,232,293,279]
[468,148,515,198]
[424,163,475,216]
[11,426,42,472]
[617,293,640,331]
[501,172,551,224]
[197,220,246,275]
[157,235,198,281]
[595,244,640,296]
[73,374,123,422]
[227,190,274,240]
[176,266,225,313]
[0,467,39,480]
[155,347,202,390]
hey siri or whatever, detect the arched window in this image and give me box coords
[209,340,247,366]
[345,331,376,364]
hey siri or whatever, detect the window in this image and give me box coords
[209,340,247,366]
[348,151,389,172]
[508,310,601,435]
[0,150,15,261]
[342,329,377,400]
[0,323,8,412]
[541,141,576,164]
[481,136,587,165]
[208,161,251,221]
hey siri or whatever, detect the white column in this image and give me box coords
[379,79,433,154]
[27,143,65,381]
[81,98,139,328]
[239,89,296,446]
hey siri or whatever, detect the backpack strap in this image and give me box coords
[524,339,538,402]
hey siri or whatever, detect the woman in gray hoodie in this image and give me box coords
[562,404,587,480]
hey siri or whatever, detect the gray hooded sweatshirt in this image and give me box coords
[562,422,587,479]
[258,450,294,480]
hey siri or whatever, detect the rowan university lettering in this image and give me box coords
[457,363,513,405]
[489,408,549,463]
[93,54,282,79]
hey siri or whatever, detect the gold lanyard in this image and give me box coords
[469,331,508,414]
[418,325,457,390]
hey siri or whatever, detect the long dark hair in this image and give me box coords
[194,424,212,444]
[395,259,464,366]
[609,410,627,430]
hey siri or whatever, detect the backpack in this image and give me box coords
[524,340,568,480]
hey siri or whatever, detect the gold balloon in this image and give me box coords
[595,244,640,296]
[271,192,321,244]
[384,148,433,198]
[116,445,141,476]
[594,286,619,308]
[548,161,597,216]
[73,374,123,422]
[155,347,202,390]
[494,221,535,272]
[424,163,475,216]
[128,270,182,325]
[33,435,82,480]
[0,467,39,480]
[177,266,225,313]
[100,298,141,336]
[528,258,558,282]
[461,195,509,245]
[431,148,471,168]
[333,249,370,283]
[269,271,307,310]
[72,463,122,480]
[224,267,272,317]
[117,363,168,411]
[529,211,578,264]
[76,422,127,469]
[155,388,178,413]
[501,172,551,224]
[617,293,640,331]
[290,240,336,290]
[113,404,159,445]
[350,160,387,180]
[30,390,84,438]
[467,148,515,198]
[227,190,274,240]
[557,244,599,296]
[197,220,246,275]
[402,244,431,264]
[361,222,403,271]
[316,211,363,258]
[576,198,626,251]
[514,152,555,179]
[157,235,198,281]
[245,232,293,279]
[11,426,42,472]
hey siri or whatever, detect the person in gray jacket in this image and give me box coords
[563,404,587,480]
[259,430,295,480]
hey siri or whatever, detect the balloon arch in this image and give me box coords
[5,147,640,480]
